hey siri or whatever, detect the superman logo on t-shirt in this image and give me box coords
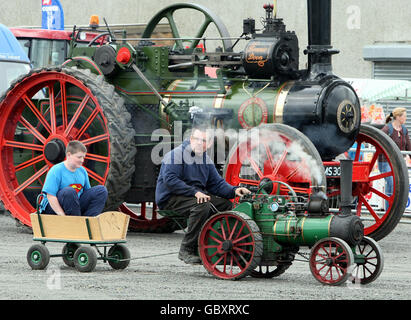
[69,184,83,193]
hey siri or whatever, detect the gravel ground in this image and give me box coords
[0,211,410,302]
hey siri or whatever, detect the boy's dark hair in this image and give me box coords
[66,140,87,154]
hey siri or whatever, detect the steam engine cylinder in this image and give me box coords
[242,34,299,79]
[273,214,364,247]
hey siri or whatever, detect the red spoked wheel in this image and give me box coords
[327,124,408,240]
[309,237,354,286]
[119,202,182,233]
[223,124,326,201]
[198,211,262,280]
[0,67,136,226]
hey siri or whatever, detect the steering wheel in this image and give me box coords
[256,180,297,197]
[142,3,233,52]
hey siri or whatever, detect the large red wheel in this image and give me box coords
[309,237,354,286]
[327,124,408,240]
[223,123,326,199]
[0,67,136,226]
[118,202,183,233]
[198,211,262,280]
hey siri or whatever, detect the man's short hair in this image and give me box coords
[66,140,87,154]
[191,123,209,134]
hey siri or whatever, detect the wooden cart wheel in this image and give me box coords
[74,246,97,272]
[350,236,384,285]
[309,237,354,286]
[62,243,81,267]
[108,244,131,270]
[198,211,263,280]
[27,243,50,270]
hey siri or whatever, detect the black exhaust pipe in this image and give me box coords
[340,159,353,216]
[334,159,364,246]
[307,0,331,47]
[306,0,339,76]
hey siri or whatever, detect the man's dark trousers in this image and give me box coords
[164,194,233,254]
[43,185,108,216]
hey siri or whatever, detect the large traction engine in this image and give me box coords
[0,0,408,245]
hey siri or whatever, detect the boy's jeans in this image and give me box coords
[43,185,108,217]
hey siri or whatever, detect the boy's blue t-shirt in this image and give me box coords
[40,162,91,212]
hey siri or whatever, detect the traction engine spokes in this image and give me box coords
[353,133,395,221]
[224,124,326,200]
[198,211,262,280]
[327,124,408,241]
[350,236,384,285]
[309,237,354,286]
[0,70,111,226]
[118,202,181,233]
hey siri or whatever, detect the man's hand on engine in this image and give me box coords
[235,187,251,198]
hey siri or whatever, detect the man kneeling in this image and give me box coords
[40,140,108,217]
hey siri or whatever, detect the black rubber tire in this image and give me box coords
[250,252,295,278]
[27,243,50,270]
[73,246,97,272]
[357,124,408,241]
[62,243,81,267]
[107,244,131,270]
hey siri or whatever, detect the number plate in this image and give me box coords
[324,165,341,177]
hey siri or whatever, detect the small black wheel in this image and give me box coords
[74,246,97,272]
[250,265,291,278]
[108,244,130,270]
[27,244,50,270]
[350,236,384,285]
[62,243,81,267]
[251,252,295,278]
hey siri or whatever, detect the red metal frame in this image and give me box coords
[10,28,104,43]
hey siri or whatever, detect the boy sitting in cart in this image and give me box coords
[39,140,108,217]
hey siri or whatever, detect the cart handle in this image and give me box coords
[35,192,47,237]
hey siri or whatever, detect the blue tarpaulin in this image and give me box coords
[0,24,30,63]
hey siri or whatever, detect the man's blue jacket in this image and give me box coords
[155,140,237,209]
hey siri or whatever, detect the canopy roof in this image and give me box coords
[345,78,411,102]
